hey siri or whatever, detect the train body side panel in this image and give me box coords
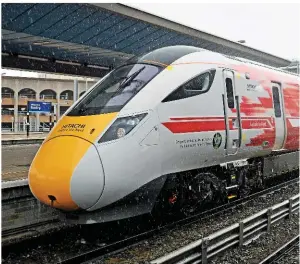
[89,111,162,211]
[230,62,300,153]
[232,67,275,155]
[157,65,228,175]
[282,82,300,150]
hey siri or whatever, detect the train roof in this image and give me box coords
[121,45,299,81]
[225,55,300,78]
[123,46,205,67]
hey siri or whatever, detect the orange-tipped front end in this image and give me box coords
[28,113,118,211]
[29,136,90,211]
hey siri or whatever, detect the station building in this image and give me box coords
[1,71,98,132]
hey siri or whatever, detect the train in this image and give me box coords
[28,46,300,224]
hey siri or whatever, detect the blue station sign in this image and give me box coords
[28,101,52,113]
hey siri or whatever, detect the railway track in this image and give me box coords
[2,219,60,239]
[56,176,299,264]
[258,235,299,264]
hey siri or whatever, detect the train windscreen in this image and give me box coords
[67,63,162,116]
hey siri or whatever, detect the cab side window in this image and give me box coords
[225,78,235,109]
[272,86,281,117]
[162,69,216,102]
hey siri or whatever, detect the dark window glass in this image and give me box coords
[67,64,161,116]
[162,69,216,102]
[272,86,281,117]
[226,78,235,109]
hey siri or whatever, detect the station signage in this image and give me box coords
[28,101,52,113]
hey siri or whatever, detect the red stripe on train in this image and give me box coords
[162,117,274,133]
[170,117,224,121]
[170,116,273,121]
[162,120,226,133]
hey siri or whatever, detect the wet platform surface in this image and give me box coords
[2,132,47,141]
[2,144,41,181]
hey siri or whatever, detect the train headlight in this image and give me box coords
[116,127,126,138]
[99,113,147,143]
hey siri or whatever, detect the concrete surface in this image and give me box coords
[2,133,47,139]
[2,144,40,181]
[2,133,47,145]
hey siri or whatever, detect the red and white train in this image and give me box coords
[28,46,300,224]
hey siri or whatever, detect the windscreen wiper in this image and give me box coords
[119,66,145,89]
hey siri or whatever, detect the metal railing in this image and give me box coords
[40,95,56,99]
[151,194,299,264]
[39,122,50,132]
[1,109,14,115]
[19,94,36,99]
[60,96,73,100]
[2,93,14,98]
[17,111,36,116]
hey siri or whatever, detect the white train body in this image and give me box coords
[28,46,300,223]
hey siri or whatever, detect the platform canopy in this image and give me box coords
[2,3,291,77]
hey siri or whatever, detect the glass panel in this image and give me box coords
[226,78,234,109]
[272,86,281,117]
[162,69,216,102]
[67,64,161,116]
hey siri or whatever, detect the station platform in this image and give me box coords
[1,132,47,145]
[2,139,42,181]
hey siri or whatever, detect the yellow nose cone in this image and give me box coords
[29,112,118,211]
[29,136,92,211]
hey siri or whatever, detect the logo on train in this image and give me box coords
[57,123,86,133]
[213,133,222,149]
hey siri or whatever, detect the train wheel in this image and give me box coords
[181,172,226,216]
[150,176,182,223]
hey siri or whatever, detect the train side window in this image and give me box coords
[162,69,216,102]
[272,86,281,117]
[225,78,235,109]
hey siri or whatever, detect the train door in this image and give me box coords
[271,83,286,150]
[222,69,242,155]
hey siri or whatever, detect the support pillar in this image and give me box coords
[35,92,40,131]
[14,92,18,132]
[74,79,78,102]
[57,98,61,120]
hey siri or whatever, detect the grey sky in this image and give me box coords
[129,3,300,61]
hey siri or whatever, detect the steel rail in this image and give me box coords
[258,235,299,264]
[57,177,299,264]
[2,219,60,238]
[151,195,299,264]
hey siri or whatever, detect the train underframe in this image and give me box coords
[154,150,299,217]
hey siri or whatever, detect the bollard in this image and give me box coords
[201,238,209,264]
[239,221,244,247]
